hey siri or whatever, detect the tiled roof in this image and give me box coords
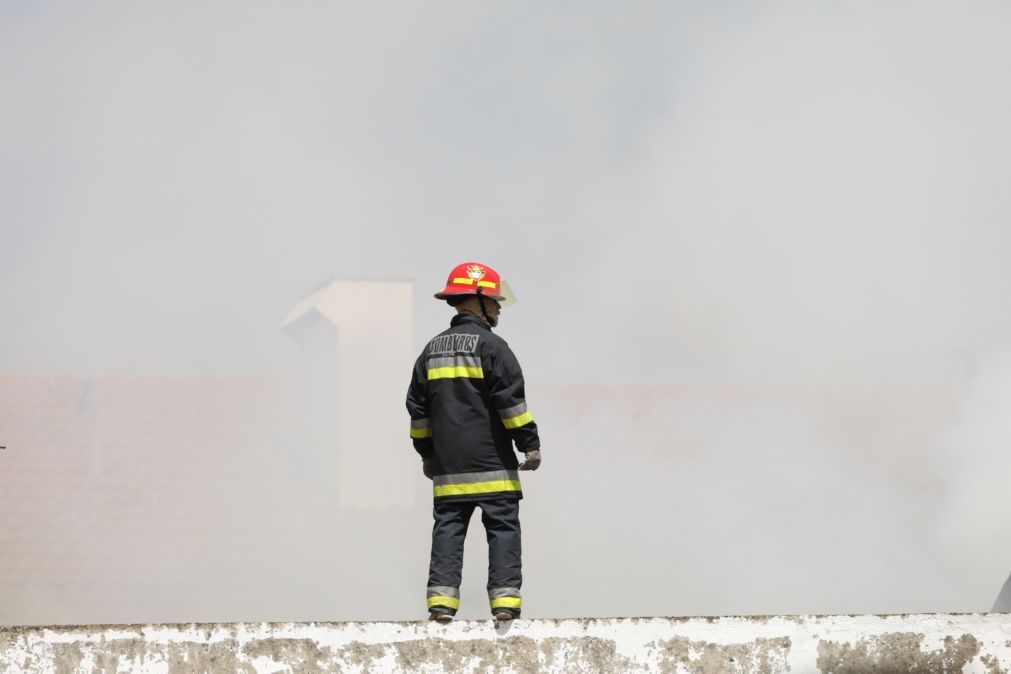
[3,373,944,624]
[0,375,299,625]
[1,374,719,624]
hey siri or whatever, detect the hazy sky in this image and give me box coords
[3,1,1011,621]
[4,0,1009,385]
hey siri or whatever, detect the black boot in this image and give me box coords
[492,607,520,621]
[429,607,454,623]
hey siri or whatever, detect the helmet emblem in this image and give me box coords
[466,265,486,281]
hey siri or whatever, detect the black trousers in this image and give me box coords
[427,498,522,615]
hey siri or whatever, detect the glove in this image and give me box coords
[518,449,541,471]
[422,455,435,479]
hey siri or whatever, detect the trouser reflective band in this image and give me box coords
[427,596,460,610]
[427,586,460,611]
[489,587,522,611]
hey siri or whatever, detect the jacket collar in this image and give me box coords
[451,314,491,330]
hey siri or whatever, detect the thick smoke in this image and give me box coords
[2,1,1011,622]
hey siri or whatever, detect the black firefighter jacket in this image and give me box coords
[406,314,540,503]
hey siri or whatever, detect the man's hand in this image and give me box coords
[518,449,541,471]
[422,455,435,479]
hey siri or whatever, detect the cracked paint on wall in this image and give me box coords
[2,614,1010,673]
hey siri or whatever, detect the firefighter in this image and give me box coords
[406,262,542,622]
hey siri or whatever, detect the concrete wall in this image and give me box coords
[3,614,1010,673]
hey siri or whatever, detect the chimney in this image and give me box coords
[283,279,416,509]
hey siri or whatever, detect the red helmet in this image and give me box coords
[434,262,510,302]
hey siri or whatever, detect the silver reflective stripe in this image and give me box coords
[488,587,521,599]
[410,418,431,430]
[428,586,460,598]
[497,402,527,419]
[428,355,482,370]
[432,470,520,487]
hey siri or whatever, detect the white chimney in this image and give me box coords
[283,279,416,509]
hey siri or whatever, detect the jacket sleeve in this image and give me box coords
[484,340,540,453]
[405,351,434,458]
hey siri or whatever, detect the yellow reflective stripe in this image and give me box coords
[477,280,497,289]
[410,427,432,439]
[452,277,475,285]
[434,480,522,498]
[428,596,460,610]
[490,597,522,609]
[428,366,484,380]
[501,411,534,430]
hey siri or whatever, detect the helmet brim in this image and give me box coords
[434,280,516,306]
[434,289,507,302]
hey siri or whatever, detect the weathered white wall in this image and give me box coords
[3,614,1010,673]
